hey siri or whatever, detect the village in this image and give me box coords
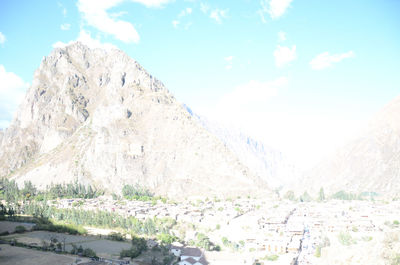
[48,196,400,265]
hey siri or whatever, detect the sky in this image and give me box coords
[0,0,399,169]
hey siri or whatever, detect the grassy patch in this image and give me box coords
[262,254,279,261]
[338,231,356,246]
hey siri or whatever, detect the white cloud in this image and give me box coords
[58,2,67,17]
[110,11,128,18]
[310,51,355,70]
[210,8,228,23]
[0,65,29,128]
[224,56,233,62]
[173,7,193,29]
[0,32,6,44]
[172,20,180,28]
[53,30,118,51]
[77,0,139,43]
[77,0,173,43]
[200,2,210,14]
[278,31,286,42]
[60,23,71,31]
[130,0,172,7]
[224,56,234,70]
[178,7,192,17]
[274,45,297,67]
[259,0,293,22]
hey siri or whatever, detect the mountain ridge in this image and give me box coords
[302,94,400,198]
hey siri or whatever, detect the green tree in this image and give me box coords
[284,190,296,201]
[82,248,97,258]
[157,233,177,244]
[300,191,312,202]
[318,187,325,202]
[21,181,37,200]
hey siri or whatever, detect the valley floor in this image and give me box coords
[1,198,400,265]
[50,196,400,265]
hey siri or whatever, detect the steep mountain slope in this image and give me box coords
[186,108,299,189]
[303,94,400,197]
[0,42,269,198]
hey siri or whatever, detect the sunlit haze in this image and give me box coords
[1,0,399,169]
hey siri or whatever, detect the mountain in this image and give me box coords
[303,94,400,197]
[0,42,272,198]
[187,109,299,189]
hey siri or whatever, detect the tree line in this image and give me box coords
[20,200,177,236]
[0,178,103,204]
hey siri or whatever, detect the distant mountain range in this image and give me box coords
[188,108,299,189]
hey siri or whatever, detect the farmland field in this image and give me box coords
[0,244,88,265]
[0,221,35,234]
[0,231,132,259]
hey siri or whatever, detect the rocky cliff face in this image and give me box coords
[303,94,400,197]
[0,42,270,198]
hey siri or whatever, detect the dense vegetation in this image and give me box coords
[119,236,148,258]
[18,201,176,236]
[122,184,153,200]
[0,178,103,204]
[121,184,167,203]
[338,231,356,246]
[70,244,97,258]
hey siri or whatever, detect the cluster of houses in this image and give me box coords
[55,197,254,226]
[53,197,400,265]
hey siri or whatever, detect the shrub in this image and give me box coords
[284,190,296,201]
[120,247,142,259]
[120,235,148,258]
[338,231,355,246]
[362,236,373,241]
[331,190,358,201]
[157,233,177,244]
[15,225,26,233]
[108,232,125,241]
[82,248,97,258]
[391,253,400,265]
[195,233,213,250]
[264,254,279,261]
[122,184,153,200]
[315,245,322,257]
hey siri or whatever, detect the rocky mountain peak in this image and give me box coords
[0,43,271,198]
